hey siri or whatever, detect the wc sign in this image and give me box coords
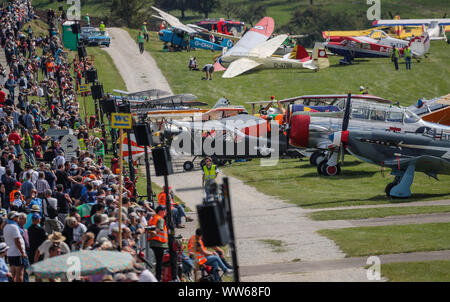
[111,113,133,129]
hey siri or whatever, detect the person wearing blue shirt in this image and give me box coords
[0,243,12,282]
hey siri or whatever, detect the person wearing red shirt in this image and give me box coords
[0,89,6,105]
[8,129,22,155]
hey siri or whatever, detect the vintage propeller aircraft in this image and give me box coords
[330,94,450,198]
[215,17,330,78]
[324,30,430,64]
[151,6,235,51]
[284,93,450,177]
[372,17,450,42]
[408,94,450,126]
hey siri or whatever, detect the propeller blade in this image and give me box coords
[340,142,345,165]
[388,11,394,19]
[342,92,352,132]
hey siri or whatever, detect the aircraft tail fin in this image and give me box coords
[289,45,310,61]
[213,97,231,108]
[220,38,233,48]
[310,42,330,70]
[394,15,403,37]
[409,31,430,57]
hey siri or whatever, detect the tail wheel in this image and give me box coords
[183,161,194,172]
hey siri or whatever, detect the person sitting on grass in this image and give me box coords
[188,57,199,71]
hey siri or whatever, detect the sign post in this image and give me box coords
[111,113,133,250]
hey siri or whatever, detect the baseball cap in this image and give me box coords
[32,213,41,220]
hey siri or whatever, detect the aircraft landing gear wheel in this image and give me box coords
[385,182,396,197]
[311,152,326,166]
[317,160,326,176]
[183,161,194,172]
[318,161,341,176]
[324,164,341,176]
[385,177,402,198]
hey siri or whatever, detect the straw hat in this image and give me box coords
[30,204,41,212]
[48,232,66,243]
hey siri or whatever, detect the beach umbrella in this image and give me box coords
[29,250,134,279]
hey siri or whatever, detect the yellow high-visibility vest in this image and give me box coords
[203,165,216,181]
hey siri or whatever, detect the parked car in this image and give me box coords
[79,26,110,47]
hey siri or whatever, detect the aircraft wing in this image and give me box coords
[250,34,288,58]
[373,19,450,27]
[383,155,450,175]
[151,6,197,34]
[222,58,261,78]
[292,111,344,118]
[224,17,275,57]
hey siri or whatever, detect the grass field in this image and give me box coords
[309,205,450,221]
[220,158,450,209]
[131,29,450,110]
[318,222,450,257]
[381,260,450,282]
[31,0,450,28]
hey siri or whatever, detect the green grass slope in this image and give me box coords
[131,29,450,109]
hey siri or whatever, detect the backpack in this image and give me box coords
[44,197,58,219]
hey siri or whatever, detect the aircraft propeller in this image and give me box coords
[330,92,351,165]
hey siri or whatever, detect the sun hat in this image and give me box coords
[0,242,9,254]
[7,211,19,220]
[30,204,41,212]
[48,232,66,243]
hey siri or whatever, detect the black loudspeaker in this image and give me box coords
[77,45,87,58]
[133,123,153,146]
[152,147,173,176]
[118,103,131,113]
[86,69,98,83]
[101,98,117,113]
[71,22,81,34]
[197,202,230,247]
[91,83,104,100]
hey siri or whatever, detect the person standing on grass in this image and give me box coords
[137,32,145,54]
[404,45,412,70]
[391,46,399,71]
[142,22,149,42]
[84,13,90,27]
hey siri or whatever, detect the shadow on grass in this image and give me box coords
[300,192,450,208]
[295,160,363,169]
[300,170,377,179]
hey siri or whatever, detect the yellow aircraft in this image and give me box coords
[323,16,425,41]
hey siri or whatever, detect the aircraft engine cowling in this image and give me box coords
[289,114,310,148]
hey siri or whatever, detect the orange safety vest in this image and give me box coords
[148,214,168,243]
[10,189,23,204]
[157,191,174,210]
[188,235,207,265]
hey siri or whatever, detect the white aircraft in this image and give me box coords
[216,17,330,78]
[373,18,450,42]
